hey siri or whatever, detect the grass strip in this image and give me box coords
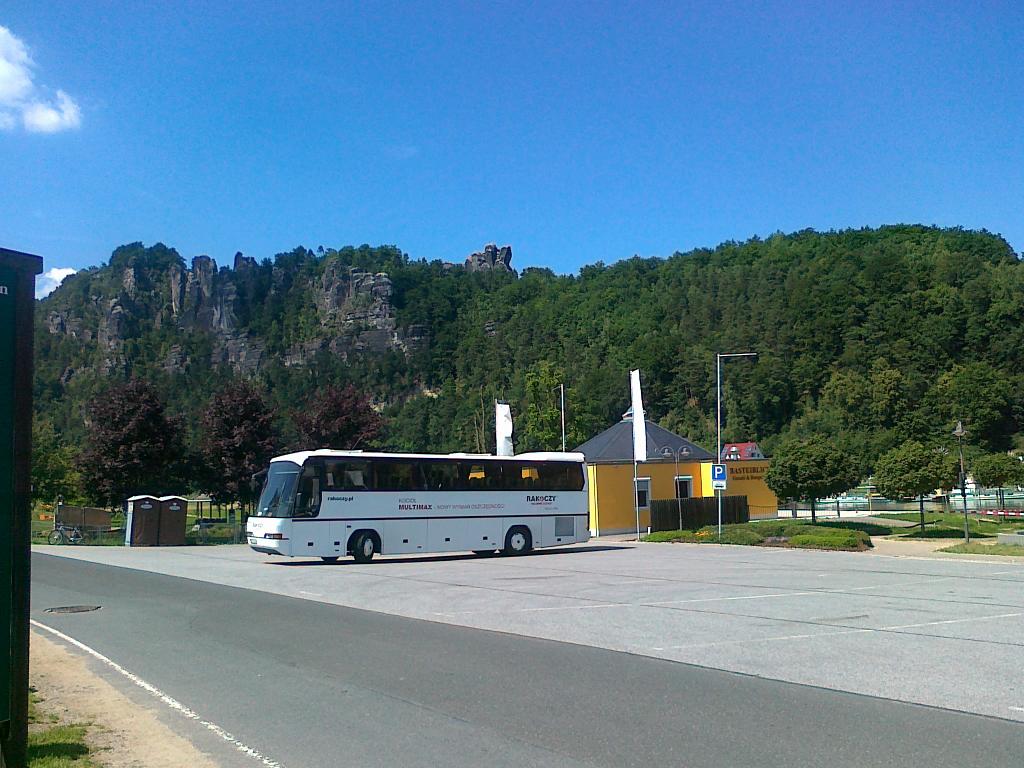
[28,724,97,767]
[937,542,1024,557]
[27,690,98,767]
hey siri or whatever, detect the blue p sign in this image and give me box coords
[711,463,728,490]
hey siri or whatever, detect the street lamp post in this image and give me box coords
[716,352,757,540]
[559,383,566,452]
[953,420,970,543]
[553,383,566,452]
[661,445,692,531]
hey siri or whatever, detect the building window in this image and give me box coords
[675,476,692,499]
[635,478,651,509]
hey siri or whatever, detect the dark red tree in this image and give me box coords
[200,381,280,504]
[78,379,183,506]
[293,385,383,450]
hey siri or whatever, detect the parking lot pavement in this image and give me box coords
[36,541,1024,722]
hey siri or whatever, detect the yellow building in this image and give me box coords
[576,414,777,535]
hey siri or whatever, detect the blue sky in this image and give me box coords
[2,2,1022,294]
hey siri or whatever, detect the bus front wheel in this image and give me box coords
[503,527,532,556]
[352,533,377,563]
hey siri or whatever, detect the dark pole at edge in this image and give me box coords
[0,247,43,768]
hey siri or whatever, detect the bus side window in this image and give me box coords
[375,460,422,492]
[295,464,323,517]
[521,463,540,490]
[535,462,583,491]
[424,461,458,490]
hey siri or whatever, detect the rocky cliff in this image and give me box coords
[42,244,432,378]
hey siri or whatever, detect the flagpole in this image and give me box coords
[634,459,640,541]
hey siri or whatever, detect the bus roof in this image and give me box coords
[270,449,586,465]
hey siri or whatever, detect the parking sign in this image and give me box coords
[711,463,728,490]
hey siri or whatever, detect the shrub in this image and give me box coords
[719,528,765,546]
[750,520,800,537]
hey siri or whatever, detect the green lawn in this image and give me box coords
[938,542,1024,557]
[876,512,1024,533]
[897,527,992,539]
[28,691,97,767]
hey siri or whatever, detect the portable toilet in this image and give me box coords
[157,496,187,546]
[125,495,160,546]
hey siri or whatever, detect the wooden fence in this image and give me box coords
[649,496,749,532]
[55,504,114,530]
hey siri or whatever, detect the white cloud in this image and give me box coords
[35,267,77,299]
[0,25,81,134]
[23,89,80,132]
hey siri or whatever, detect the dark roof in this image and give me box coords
[574,417,714,463]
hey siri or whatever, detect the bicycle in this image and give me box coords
[47,524,85,545]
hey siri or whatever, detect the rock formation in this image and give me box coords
[465,243,514,272]
[44,248,428,376]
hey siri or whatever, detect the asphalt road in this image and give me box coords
[38,540,1024,720]
[31,553,1024,768]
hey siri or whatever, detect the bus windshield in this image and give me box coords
[256,461,301,517]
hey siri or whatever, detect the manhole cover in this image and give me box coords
[44,605,101,614]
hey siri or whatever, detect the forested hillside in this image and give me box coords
[35,226,1024,474]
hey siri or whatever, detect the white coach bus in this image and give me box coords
[246,449,589,562]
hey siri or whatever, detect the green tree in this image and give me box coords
[31,415,84,504]
[200,381,280,508]
[519,361,564,452]
[970,452,1024,509]
[873,440,955,532]
[764,438,861,523]
[929,363,1015,450]
[78,379,184,507]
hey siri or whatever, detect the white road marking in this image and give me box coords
[667,611,1024,651]
[645,591,816,606]
[879,612,1023,630]
[435,602,621,616]
[669,627,871,650]
[31,620,285,768]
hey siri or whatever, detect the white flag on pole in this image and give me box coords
[495,401,514,456]
[630,369,647,462]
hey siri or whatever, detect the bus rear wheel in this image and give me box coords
[352,533,377,563]
[503,527,532,556]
